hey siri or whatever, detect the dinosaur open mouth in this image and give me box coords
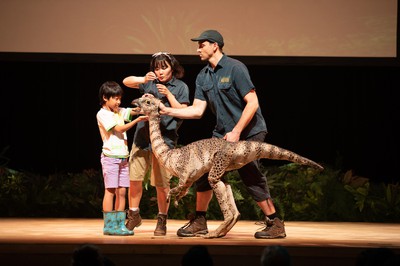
[131,100,139,107]
[131,99,142,112]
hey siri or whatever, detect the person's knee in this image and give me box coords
[247,187,269,202]
[195,175,212,192]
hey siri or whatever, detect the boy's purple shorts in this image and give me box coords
[100,154,130,188]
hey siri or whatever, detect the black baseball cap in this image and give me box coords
[191,30,224,47]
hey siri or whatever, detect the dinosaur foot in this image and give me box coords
[199,214,240,239]
[226,213,241,233]
[199,231,227,239]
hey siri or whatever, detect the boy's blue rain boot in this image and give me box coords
[103,211,118,235]
[115,211,134,236]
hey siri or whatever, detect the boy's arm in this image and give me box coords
[113,116,148,133]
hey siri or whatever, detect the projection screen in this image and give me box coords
[0,0,397,57]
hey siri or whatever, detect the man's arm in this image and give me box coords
[224,89,259,142]
[159,98,207,119]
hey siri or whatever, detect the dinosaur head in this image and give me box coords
[131,93,161,116]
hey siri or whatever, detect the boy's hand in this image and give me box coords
[131,107,141,116]
[136,115,148,122]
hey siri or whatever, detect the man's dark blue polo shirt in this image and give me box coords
[194,55,267,139]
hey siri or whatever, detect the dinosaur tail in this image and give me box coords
[259,142,324,170]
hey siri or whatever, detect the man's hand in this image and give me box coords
[159,102,167,115]
[223,131,240,142]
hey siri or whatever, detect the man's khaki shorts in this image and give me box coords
[129,143,172,188]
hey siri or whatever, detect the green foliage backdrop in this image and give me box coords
[1,160,399,222]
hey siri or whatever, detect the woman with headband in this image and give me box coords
[122,52,190,236]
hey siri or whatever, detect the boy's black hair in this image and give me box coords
[98,81,123,105]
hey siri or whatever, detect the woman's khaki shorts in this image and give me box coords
[129,143,172,188]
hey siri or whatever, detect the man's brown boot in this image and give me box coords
[254,217,286,239]
[125,209,142,231]
[154,214,167,236]
[177,214,208,237]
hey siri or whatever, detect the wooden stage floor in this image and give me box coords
[0,218,399,266]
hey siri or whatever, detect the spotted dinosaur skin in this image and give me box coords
[132,94,323,238]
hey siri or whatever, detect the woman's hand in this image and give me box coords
[144,72,157,83]
[157,84,171,97]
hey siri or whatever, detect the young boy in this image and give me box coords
[96,81,147,236]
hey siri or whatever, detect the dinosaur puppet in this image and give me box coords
[132,94,323,238]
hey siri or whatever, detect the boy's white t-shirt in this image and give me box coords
[96,107,132,158]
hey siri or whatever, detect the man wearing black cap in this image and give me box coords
[160,29,286,239]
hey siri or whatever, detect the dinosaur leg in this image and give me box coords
[201,150,236,239]
[224,184,241,232]
[201,180,234,238]
[203,183,240,238]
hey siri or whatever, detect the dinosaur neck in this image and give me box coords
[148,110,171,162]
